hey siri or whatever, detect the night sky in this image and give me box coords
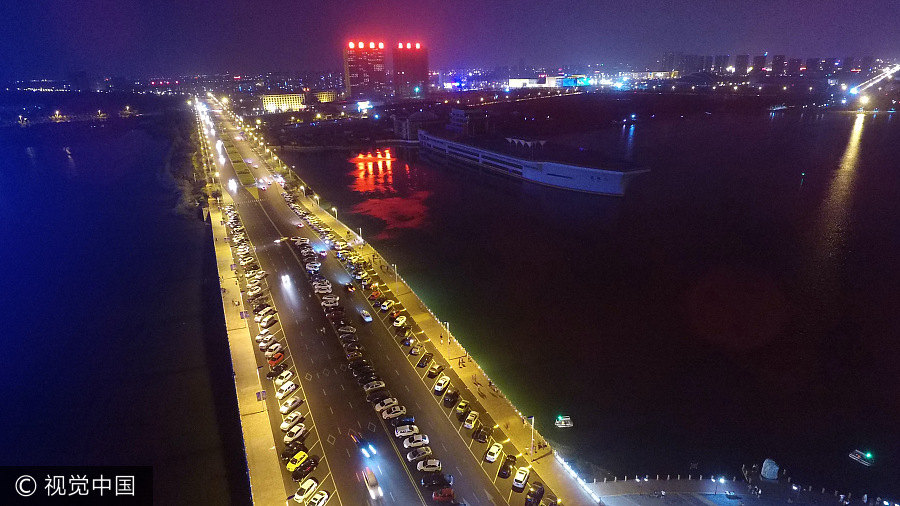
[2,0,898,79]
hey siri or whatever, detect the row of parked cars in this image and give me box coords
[222,204,329,506]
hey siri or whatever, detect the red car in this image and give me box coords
[268,352,285,367]
[433,487,455,502]
[368,291,382,301]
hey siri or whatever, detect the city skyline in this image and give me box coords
[2,0,899,79]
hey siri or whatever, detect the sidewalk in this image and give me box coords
[209,196,288,506]
[295,193,600,505]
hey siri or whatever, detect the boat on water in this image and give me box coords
[848,449,874,466]
[554,415,573,428]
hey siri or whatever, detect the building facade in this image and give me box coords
[393,42,429,97]
[735,55,750,75]
[343,41,387,99]
[261,94,305,113]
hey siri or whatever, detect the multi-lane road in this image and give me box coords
[203,100,540,505]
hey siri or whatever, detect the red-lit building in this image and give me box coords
[344,41,387,99]
[393,42,429,98]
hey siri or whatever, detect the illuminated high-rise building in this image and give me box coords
[393,42,429,97]
[343,41,387,99]
[735,54,750,75]
[771,55,786,75]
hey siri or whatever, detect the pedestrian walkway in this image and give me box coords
[209,196,288,506]
[295,193,600,505]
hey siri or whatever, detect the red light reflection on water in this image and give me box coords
[347,151,427,239]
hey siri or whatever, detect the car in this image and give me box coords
[427,363,444,378]
[280,396,303,414]
[321,294,339,303]
[350,432,377,458]
[244,269,259,279]
[401,334,414,346]
[359,309,373,322]
[393,315,407,327]
[275,370,294,386]
[433,487,455,502]
[259,314,278,328]
[253,270,268,280]
[442,389,460,407]
[305,262,321,272]
[524,481,545,506]
[380,300,395,311]
[265,363,287,379]
[337,325,356,334]
[455,400,470,417]
[382,405,406,419]
[485,442,503,463]
[280,442,307,461]
[267,352,285,367]
[292,237,310,245]
[512,466,530,492]
[291,457,319,482]
[421,473,453,490]
[285,450,309,472]
[417,459,441,473]
[343,343,361,354]
[417,353,433,368]
[265,342,284,358]
[351,365,374,377]
[358,374,381,386]
[254,306,276,322]
[473,425,493,443]
[463,411,479,429]
[433,375,450,394]
[306,490,328,506]
[258,334,277,349]
[344,282,356,292]
[247,286,263,297]
[313,284,332,294]
[409,344,424,355]
[340,335,359,346]
[276,381,297,400]
[368,291,382,300]
[363,467,382,499]
[391,415,415,428]
[253,302,271,314]
[280,411,305,432]
[321,299,339,308]
[239,256,256,266]
[363,381,385,393]
[395,424,419,438]
[246,277,263,288]
[403,434,429,448]
[373,398,398,412]
[283,423,307,444]
[498,455,517,479]
[348,359,370,370]
[345,351,362,361]
[292,478,318,503]
[406,446,432,462]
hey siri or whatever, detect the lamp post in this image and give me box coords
[331,207,337,219]
[314,195,320,207]
[713,476,725,494]
[529,416,535,462]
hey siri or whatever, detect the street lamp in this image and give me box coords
[331,207,337,219]
[314,195,320,206]
[713,476,725,494]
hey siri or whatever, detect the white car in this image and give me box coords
[321,294,339,303]
[512,466,530,492]
[254,307,275,322]
[258,335,276,350]
[313,284,332,294]
[393,315,407,327]
[246,278,262,288]
[244,269,259,278]
[293,237,310,245]
[373,398,398,412]
[280,396,302,414]
[403,434,429,448]
[280,411,304,432]
[307,491,329,506]
[276,381,297,400]
[247,286,263,297]
[253,270,268,280]
[463,411,479,429]
[264,342,283,358]
[395,425,419,438]
[321,299,339,309]
[485,443,503,463]
[283,423,307,444]
[406,446,432,462]
[380,300,395,311]
[275,370,294,386]
[433,375,450,395]
[292,478,317,503]
[417,459,441,472]
[363,381,385,393]
[306,262,321,272]
[359,309,373,322]
[254,329,270,342]
[239,256,256,266]
[382,405,406,419]
[259,314,278,328]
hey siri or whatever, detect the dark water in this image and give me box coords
[0,117,249,504]
[286,111,900,495]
